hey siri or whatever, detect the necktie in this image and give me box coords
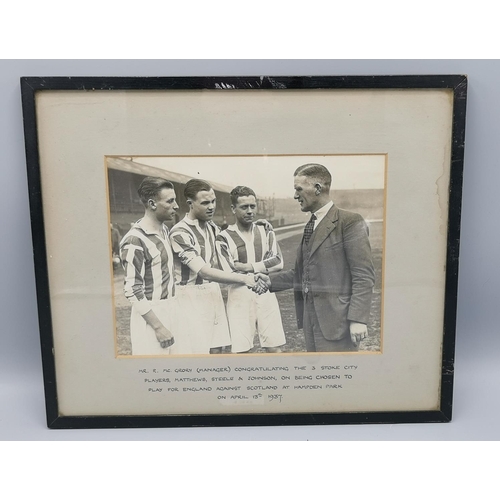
[303,214,317,245]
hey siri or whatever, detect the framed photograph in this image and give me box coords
[21,75,466,429]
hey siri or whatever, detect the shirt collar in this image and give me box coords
[313,200,333,222]
[183,214,203,229]
[135,218,168,237]
[227,222,254,232]
[183,214,215,232]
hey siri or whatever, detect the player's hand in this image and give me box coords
[243,273,257,288]
[252,273,271,295]
[252,277,269,295]
[255,273,271,288]
[154,324,175,349]
[254,219,274,231]
[349,321,367,344]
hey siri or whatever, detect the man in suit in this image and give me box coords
[258,163,375,352]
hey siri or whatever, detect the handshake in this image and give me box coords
[243,272,271,295]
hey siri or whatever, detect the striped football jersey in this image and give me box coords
[169,216,221,286]
[119,219,175,315]
[217,223,283,274]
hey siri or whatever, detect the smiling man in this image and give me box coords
[169,179,258,354]
[217,186,286,353]
[119,177,179,355]
[258,163,375,352]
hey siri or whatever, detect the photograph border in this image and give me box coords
[20,75,467,429]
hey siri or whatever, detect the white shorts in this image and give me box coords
[227,285,286,353]
[174,282,231,354]
[130,298,178,356]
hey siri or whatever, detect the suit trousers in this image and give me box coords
[303,293,358,352]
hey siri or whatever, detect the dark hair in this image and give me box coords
[138,177,175,206]
[184,179,213,200]
[294,163,332,190]
[230,185,256,206]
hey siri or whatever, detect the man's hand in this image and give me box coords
[252,277,269,295]
[154,324,175,349]
[142,309,174,349]
[243,273,257,288]
[255,273,271,288]
[245,273,270,295]
[349,321,367,344]
[252,273,271,295]
[254,219,274,231]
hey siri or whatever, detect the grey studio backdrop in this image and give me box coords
[1,59,497,440]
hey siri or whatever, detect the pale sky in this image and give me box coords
[132,155,385,199]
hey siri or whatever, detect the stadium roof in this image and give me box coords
[107,157,235,195]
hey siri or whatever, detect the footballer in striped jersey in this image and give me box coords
[119,177,179,355]
[217,186,286,353]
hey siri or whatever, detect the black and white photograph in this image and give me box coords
[108,155,385,357]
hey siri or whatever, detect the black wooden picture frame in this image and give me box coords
[21,75,467,429]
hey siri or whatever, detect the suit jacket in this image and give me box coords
[270,204,375,341]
